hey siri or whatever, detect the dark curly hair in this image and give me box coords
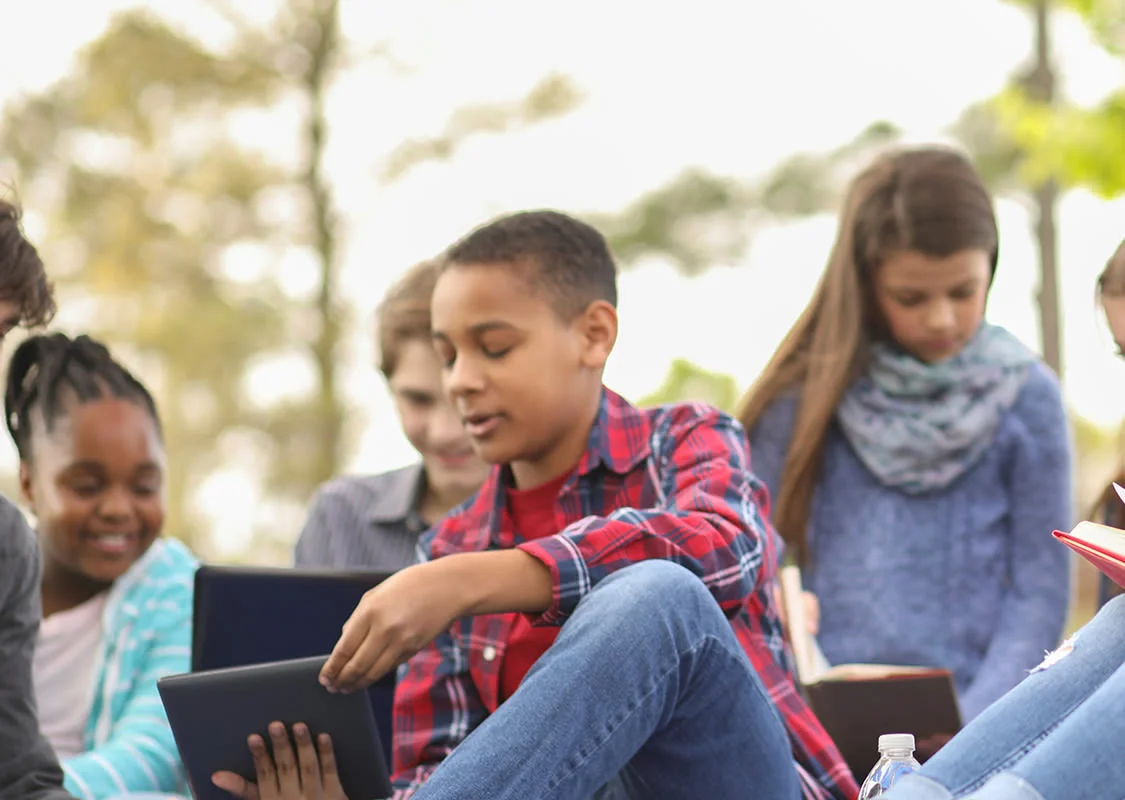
[0,199,55,329]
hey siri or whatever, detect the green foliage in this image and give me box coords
[758,155,837,217]
[594,121,903,274]
[590,169,756,276]
[0,11,308,551]
[0,4,584,558]
[992,85,1125,197]
[1004,0,1124,51]
[949,101,1024,193]
[381,74,583,182]
[974,0,1125,196]
[759,120,903,216]
[638,358,740,413]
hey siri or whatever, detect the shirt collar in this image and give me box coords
[368,463,428,526]
[437,387,651,555]
[573,387,652,478]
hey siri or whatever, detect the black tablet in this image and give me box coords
[158,655,392,800]
[191,565,396,767]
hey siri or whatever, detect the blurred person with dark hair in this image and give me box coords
[6,332,197,799]
[0,197,76,800]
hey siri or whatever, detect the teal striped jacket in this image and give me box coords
[61,537,198,799]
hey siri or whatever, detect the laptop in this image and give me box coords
[191,565,395,767]
[159,655,392,800]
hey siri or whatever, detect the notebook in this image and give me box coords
[778,566,962,778]
[1052,483,1125,587]
[159,655,392,800]
[191,566,395,767]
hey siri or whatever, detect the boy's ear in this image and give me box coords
[18,461,34,509]
[576,300,618,369]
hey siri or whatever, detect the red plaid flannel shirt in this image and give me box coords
[392,389,858,799]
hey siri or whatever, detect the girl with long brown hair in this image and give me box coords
[740,146,1072,722]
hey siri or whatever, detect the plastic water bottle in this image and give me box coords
[857,733,921,798]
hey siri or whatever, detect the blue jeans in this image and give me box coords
[414,560,801,800]
[885,593,1125,799]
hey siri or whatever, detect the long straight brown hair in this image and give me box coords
[738,147,999,563]
[1091,239,1125,529]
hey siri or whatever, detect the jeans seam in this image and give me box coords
[543,633,735,794]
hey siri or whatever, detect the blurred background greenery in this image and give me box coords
[0,0,1122,626]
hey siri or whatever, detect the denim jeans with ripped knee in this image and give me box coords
[886,594,1125,800]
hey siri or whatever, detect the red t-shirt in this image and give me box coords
[499,471,570,701]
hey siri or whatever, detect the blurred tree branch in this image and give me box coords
[590,170,757,276]
[0,4,586,557]
[381,73,583,182]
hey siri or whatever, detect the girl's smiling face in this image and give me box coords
[21,397,166,587]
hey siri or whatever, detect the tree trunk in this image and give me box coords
[302,0,345,484]
[1034,179,1062,375]
[1029,0,1063,376]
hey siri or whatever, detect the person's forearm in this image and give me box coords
[0,532,78,800]
[437,550,553,616]
[0,740,75,800]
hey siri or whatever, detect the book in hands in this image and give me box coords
[1053,488,1125,588]
[778,567,962,779]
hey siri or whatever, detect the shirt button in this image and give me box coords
[482,646,497,662]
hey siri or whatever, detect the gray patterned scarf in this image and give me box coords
[836,324,1036,494]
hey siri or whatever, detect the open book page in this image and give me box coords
[1048,483,1125,587]
[1060,521,1125,557]
[817,663,948,681]
[1054,521,1125,587]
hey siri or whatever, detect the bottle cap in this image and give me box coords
[878,733,915,752]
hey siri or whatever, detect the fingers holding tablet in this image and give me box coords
[212,723,348,800]
[292,724,322,788]
[160,656,389,799]
[311,730,347,799]
[291,723,347,799]
[211,765,257,799]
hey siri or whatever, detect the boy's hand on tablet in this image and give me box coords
[212,722,347,800]
[319,558,470,694]
[320,549,552,694]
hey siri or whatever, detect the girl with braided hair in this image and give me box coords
[5,332,197,800]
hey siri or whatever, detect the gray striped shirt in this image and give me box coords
[294,464,429,572]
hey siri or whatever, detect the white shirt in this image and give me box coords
[34,592,107,759]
